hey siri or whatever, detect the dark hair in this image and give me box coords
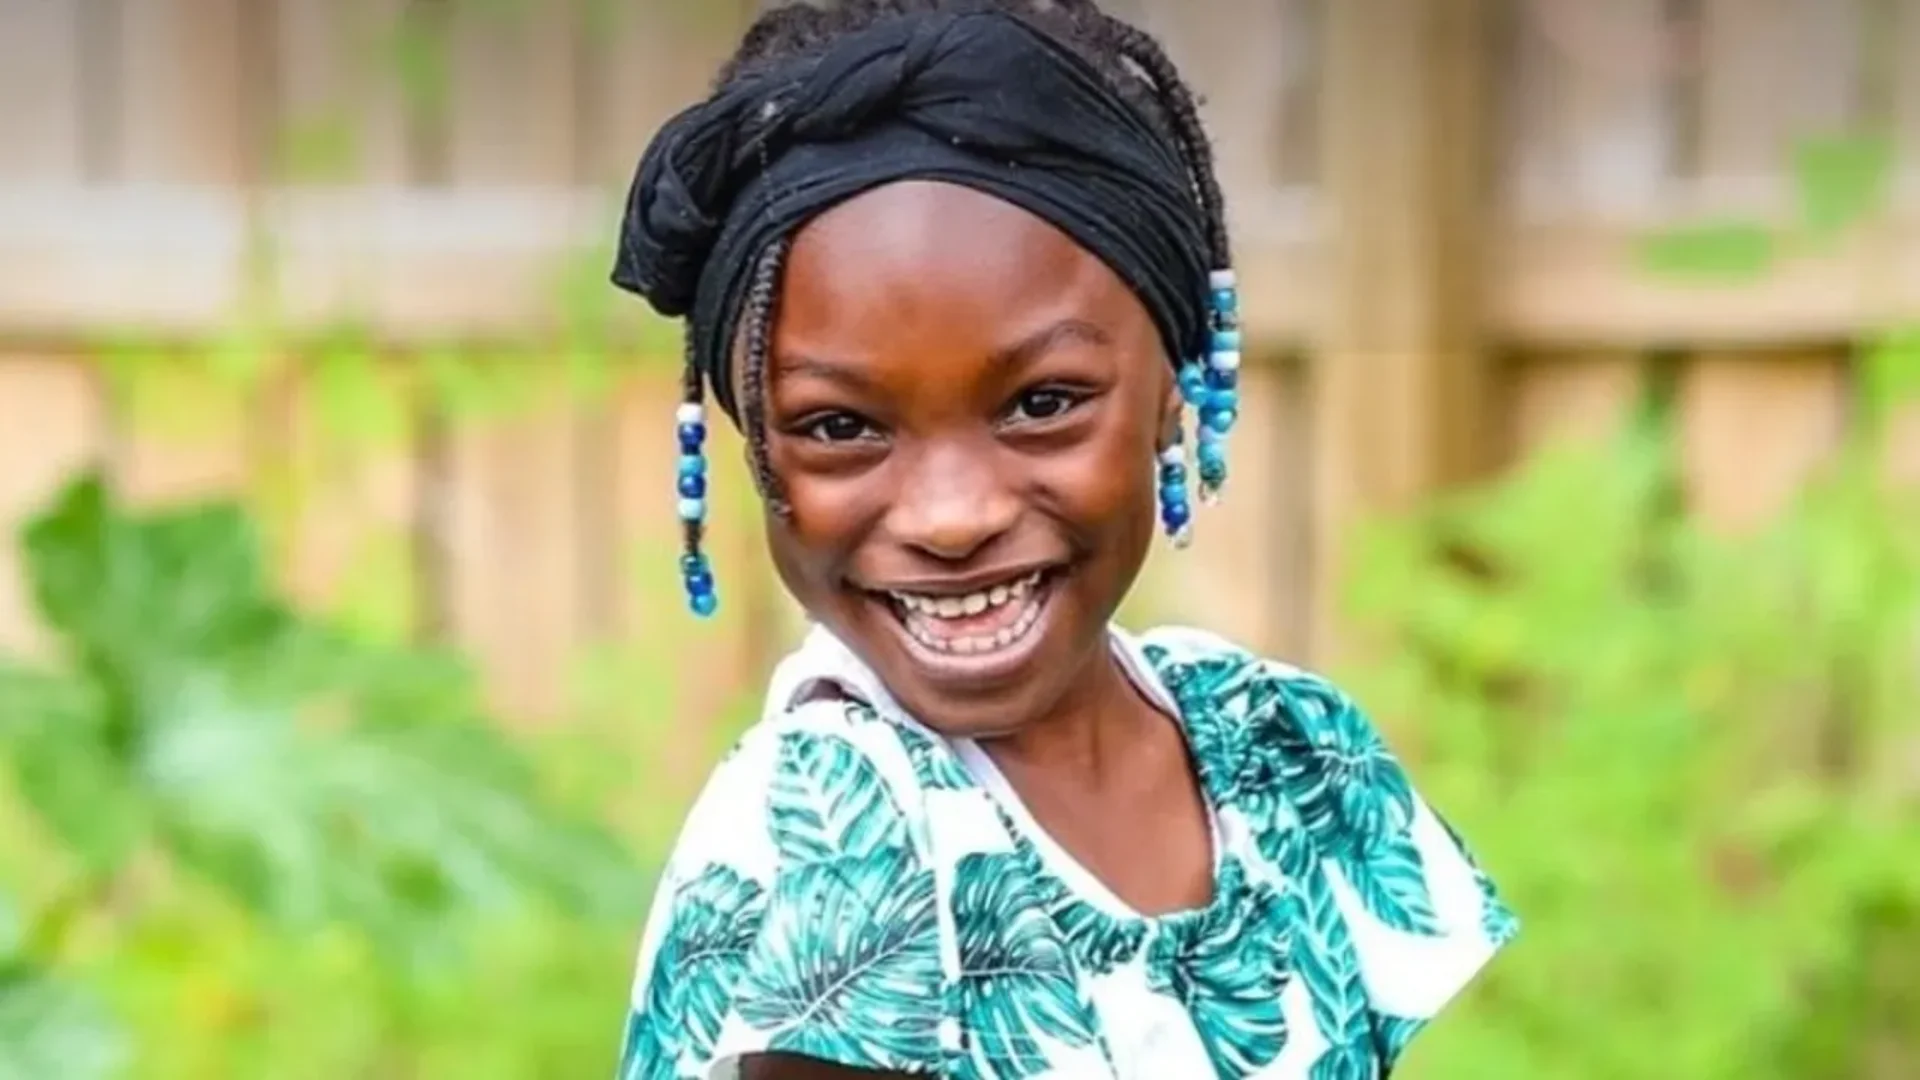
[703,0,1229,535]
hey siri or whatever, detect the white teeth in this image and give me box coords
[888,571,1049,656]
[888,571,1042,622]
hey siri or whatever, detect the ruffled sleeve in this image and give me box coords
[616,704,949,1080]
[1265,668,1519,1071]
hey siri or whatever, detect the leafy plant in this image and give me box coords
[1341,410,1920,1077]
[0,474,644,1074]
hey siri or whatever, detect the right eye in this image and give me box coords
[798,411,878,443]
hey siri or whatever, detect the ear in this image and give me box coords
[1156,363,1184,450]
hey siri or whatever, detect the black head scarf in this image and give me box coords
[610,7,1212,423]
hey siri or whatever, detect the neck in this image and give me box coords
[978,635,1157,787]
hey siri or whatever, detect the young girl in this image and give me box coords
[609,3,1516,1077]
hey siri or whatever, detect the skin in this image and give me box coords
[735,181,1214,1079]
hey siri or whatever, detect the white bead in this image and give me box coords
[675,402,705,425]
[1209,268,1237,290]
[1171,524,1194,549]
[1158,445,1185,466]
[1210,349,1242,372]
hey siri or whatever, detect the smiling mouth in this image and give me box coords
[878,569,1058,658]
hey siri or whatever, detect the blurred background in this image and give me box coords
[0,0,1916,1076]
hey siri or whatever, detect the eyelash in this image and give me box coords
[790,384,1092,446]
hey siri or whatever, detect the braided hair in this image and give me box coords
[707,0,1230,530]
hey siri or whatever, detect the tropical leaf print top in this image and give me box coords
[618,624,1517,1080]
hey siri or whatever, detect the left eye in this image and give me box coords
[1005,387,1083,425]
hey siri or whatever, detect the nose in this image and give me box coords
[883,439,1020,562]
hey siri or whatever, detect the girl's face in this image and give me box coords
[750,180,1180,738]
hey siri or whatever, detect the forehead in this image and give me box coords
[772,180,1145,374]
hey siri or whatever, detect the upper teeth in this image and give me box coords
[891,572,1041,618]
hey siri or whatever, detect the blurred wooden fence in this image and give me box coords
[2,0,1918,722]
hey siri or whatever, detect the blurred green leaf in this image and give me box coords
[1860,326,1920,423]
[1792,134,1894,238]
[3,473,642,956]
[1638,221,1777,283]
[0,965,124,1080]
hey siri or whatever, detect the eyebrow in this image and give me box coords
[771,317,1111,388]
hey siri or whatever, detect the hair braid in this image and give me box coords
[740,236,792,518]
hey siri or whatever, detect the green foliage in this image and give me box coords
[1639,132,1895,282]
[0,475,648,1075]
[1340,401,1920,1077]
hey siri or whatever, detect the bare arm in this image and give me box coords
[737,1054,922,1080]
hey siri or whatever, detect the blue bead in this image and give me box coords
[1204,367,1238,391]
[678,474,707,498]
[1158,462,1186,485]
[1211,329,1241,353]
[685,570,714,595]
[677,421,706,451]
[1212,288,1238,314]
[1161,500,1191,529]
[1160,481,1188,507]
[680,552,708,576]
[1198,439,1228,470]
[677,497,706,522]
[689,590,719,617]
[1202,389,1237,414]
[1201,408,1236,434]
[678,453,706,478]
[1178,364,1207,402]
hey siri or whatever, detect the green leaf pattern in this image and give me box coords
[616,629,1516,1077]
[951,852,1101,1078]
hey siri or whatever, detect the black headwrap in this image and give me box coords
[609,7,1212,423]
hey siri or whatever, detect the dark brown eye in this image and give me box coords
[1006,387,1085,425]
[801,411,876,443]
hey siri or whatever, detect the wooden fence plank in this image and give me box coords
[438,364,588,723]
[443,0,581,185]
[262,357,422,637]
[1312,0,1494,663]
[1679,352,1847,530]
[1896,0,1920,168]
[1131,0,1294,202]
[1503,0,1677,218]
[271,0,412,183]
[109,359,260,506]
[1695,0,1864,192]
[0,357,104,656]
[1508,351,1646,457]
[588,3,747,188]
[115,0,254,184]
[0,1,88,183]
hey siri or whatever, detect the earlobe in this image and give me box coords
[1157,377,1184,450]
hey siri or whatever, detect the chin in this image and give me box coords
[840,565,1101,738]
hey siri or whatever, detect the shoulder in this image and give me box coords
[623,698,951,1076]
[666,697,935,888]
[1133,630,1518,1067]
[1133,624,1361,754]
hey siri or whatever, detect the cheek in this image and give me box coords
[1032,411,1158,530]
[763,450,881,571]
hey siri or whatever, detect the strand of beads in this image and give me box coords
[676,402,718,617]
[1157,433,1194,548]
[1196,268,1241,502]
